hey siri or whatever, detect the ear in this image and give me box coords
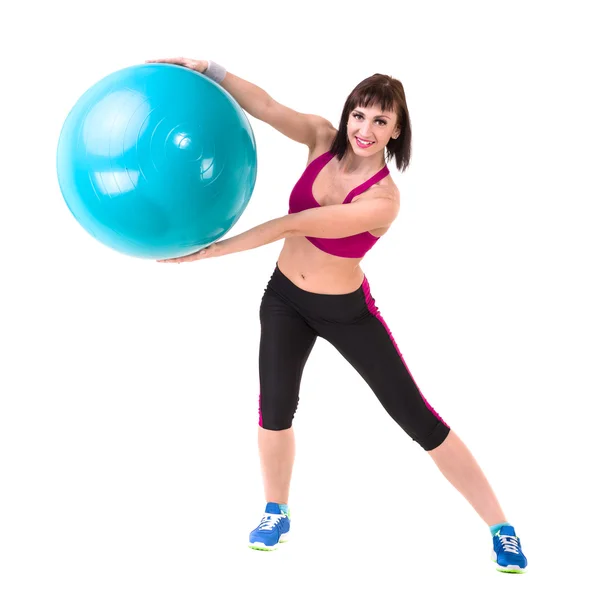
[392,128,401,139]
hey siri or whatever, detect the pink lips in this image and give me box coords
[355,137,375,148]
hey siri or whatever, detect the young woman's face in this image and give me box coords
[347,104,400,154]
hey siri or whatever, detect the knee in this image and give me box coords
[259,418,294,431]
[258,394,298,431]
[415,422,451,451]
[387,395,451,451]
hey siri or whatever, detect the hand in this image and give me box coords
[145,57,208,74]
[157,243,219,263]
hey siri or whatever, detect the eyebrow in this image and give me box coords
[353,109,392,119]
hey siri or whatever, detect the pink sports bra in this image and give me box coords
[288,151,390,258]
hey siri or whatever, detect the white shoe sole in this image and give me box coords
[248,532,290,551]
[491,550,527,573]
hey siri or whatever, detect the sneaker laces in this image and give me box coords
[498,534,521,554]
[258,513,285,531]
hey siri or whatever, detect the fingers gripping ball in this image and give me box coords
[56,63,257,260]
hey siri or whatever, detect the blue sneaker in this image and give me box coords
[248,502,290,551]
[491,525,528,573]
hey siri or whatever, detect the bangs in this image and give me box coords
[352,84,398,115]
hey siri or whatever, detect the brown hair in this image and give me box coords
[329,73,412,172]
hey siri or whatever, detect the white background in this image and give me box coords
[2,0,598,598]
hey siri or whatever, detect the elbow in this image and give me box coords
[276,216,299,241]
[283,227,302,240]
[255,94,275,122]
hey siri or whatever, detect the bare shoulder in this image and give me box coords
[379,173,400,210]
[385,178,400,203]
[360,174,400,203]
[354,177,400,230]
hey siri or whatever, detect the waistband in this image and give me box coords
[266,263,371,321]
[272,263,366,297]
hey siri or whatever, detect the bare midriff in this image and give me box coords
[276,135,395,294]
[277,237,367,293]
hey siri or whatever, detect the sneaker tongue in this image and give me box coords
[265,502,283,514]
[499,525,516,536]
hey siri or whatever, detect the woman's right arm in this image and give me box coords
[146,57,335,149]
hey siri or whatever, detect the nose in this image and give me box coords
[359,123,373,138]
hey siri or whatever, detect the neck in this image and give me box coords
[338,149,386,176]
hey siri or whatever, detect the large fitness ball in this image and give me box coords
[56,63,257,259]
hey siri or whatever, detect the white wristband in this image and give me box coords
[205,60,227,84]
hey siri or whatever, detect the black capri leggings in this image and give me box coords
[258,264,450,451]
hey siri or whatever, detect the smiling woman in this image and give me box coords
[329,73,411,172]
[148,56,528,572]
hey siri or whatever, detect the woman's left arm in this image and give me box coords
[157,191,399,263]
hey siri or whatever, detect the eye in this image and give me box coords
[376,119,387,126]
[353,112,363,119]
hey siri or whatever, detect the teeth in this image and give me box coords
[357,137,374,145]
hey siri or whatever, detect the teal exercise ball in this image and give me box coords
[56,63,257,259]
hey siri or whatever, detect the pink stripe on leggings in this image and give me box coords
[361,277,449,428]
[258,393,263,427]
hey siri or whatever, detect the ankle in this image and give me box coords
[490,521,511,536]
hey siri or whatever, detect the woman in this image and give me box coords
[149,56,527,573]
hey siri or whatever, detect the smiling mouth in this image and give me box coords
[355,137,375,147]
